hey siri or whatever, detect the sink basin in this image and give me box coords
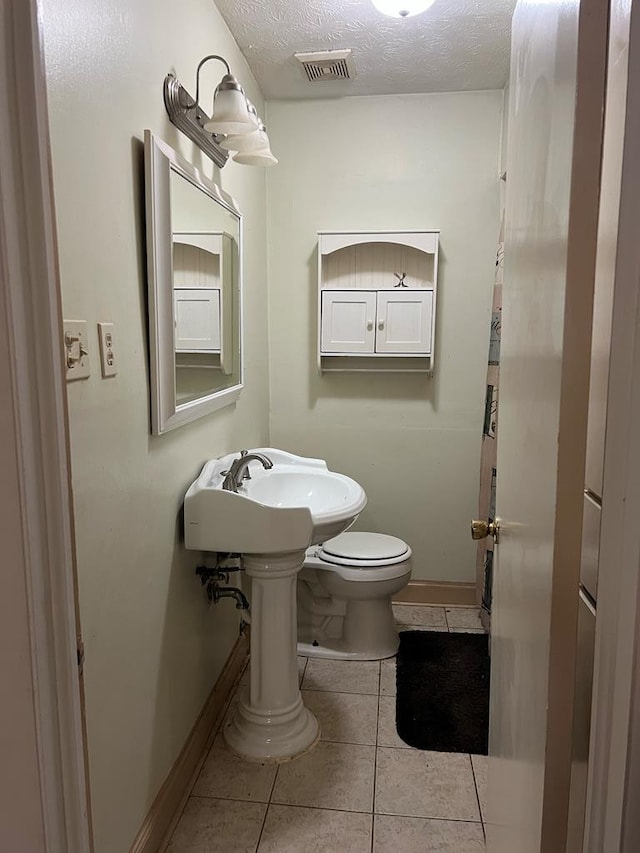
[184,448,367,554]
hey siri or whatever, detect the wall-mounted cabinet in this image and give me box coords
[318,231,439,373]
[172,231,233,373]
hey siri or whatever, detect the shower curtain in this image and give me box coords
[477,220,504,622]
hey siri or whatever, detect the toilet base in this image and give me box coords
[299,598,401,660]
[298,637,399,661]
[297,533,412,662]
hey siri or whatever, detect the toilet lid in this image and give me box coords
[319,532,410,567]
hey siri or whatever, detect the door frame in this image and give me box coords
[585,3,640,848]
[3,0,640,850]
[0,0,92,850]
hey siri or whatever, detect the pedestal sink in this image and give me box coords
[184,449,367,762]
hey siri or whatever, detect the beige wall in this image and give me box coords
[266,92,502,582]
[41,1,269,850]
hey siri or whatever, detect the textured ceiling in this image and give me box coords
[214,0,517,99]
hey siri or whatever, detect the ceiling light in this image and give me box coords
[371,0,435,17]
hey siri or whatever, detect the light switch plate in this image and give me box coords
[64,320,90,381]
[97,322,117,377]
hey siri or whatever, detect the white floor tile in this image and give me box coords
[373,814,485,852]
[393,605,448,629]
[192,735,277,802]
[302,689,378,745]
[178,640,489,850]
[297,656,308,683]
[258,804,372,852]
[272,741,376,812]
[302,658,380,694]
[380,657,397,696]
[375,748,481,822]
[166,797,266,852]
[445,608,484,631]
[377,696,412,749]
[471,754,488,822]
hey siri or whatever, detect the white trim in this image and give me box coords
[144,131,244,435]
[0,1,91,850]
[585,4,640,849]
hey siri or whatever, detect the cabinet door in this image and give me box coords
[375,290,433,354]
[321,291,376,353]
[174,289,220,352]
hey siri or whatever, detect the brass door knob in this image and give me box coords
[471,519,500,541]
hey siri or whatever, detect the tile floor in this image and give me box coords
[166,605,488,853]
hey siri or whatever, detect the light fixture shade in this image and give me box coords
[371,0,435,17]
[232,149,278,167]
[220,127,270,153]
[203,74,254,135]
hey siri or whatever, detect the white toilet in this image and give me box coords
[297,531,412,660]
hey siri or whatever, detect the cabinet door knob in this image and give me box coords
[367,321,373,331]
[378,320,384,331]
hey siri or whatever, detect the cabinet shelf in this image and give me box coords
[317,231,439,374]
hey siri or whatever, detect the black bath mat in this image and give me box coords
[396,630,490,754]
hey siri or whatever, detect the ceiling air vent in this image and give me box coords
[294,49,355,83]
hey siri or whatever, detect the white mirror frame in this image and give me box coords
[144,130,243,434]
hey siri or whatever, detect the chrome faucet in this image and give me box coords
[222,450,273,492]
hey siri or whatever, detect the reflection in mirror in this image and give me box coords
[171,169,240,405]
[144,131,243,434]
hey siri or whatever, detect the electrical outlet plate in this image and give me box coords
[64,320,90,381]
[97,322,117,377]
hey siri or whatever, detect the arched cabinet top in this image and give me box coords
[172,231,232,256]
[318,230,439,256]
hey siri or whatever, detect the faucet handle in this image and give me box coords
[221,449,248,478]
[238,450,253,482]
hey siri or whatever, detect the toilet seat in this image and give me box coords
[304,532,412,583]
[319,532,411,567]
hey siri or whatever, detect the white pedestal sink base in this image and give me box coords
[224,690,319,763]
[223,550,320,763]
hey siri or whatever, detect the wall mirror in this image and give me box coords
[144,130,242,434]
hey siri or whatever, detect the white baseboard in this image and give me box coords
[129,630,249,853]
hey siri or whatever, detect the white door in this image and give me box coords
[320,290,376,353]
[174,288,221,352]
[486,0,608,850]
[375,290,433,354]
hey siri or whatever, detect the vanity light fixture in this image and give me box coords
[163,54,276,167]
[371,0,435,17]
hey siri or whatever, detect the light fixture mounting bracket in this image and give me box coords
[163,74,229,168]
